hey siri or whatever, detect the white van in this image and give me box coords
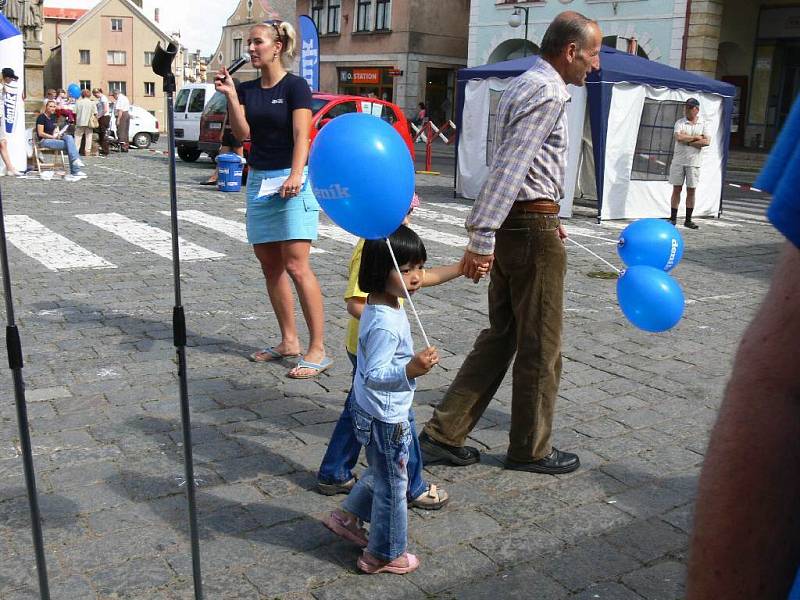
[109,105,160,149]
[174,83,216,161]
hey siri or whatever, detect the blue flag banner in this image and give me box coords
[0,14,26,174]
[298,15,320,92]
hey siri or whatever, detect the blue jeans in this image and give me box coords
[317,351,427,500]
[40,135,81,174]
[342,405,411,561]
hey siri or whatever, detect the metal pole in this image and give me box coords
[0,185,51,600]
[523,7,529,57]
[152,41,204,600]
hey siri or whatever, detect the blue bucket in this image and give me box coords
[217,153,244,192]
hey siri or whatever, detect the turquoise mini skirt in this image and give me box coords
[245,167,320,244]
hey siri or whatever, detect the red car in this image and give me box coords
[197,91,415,162]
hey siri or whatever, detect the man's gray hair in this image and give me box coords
[540,12,597,58]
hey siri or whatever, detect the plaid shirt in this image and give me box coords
[466,59,570,255]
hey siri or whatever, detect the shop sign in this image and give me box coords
[758,7,800,39]
[339,68,381,84]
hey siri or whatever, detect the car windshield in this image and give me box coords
[203,91,228,116]
[311,97,327,115]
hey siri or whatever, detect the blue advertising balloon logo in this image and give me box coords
[618,218,684,272]
[617,265,685,332]
[308,112,415,239]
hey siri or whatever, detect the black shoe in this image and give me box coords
[667,217,677,226]
[684,220,699,229]
[419,431,480,466]
[505,448,580,475]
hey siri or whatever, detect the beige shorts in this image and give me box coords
[669,163,700,188]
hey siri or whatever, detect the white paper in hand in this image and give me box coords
[256,175,307,199]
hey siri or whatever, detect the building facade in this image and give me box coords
[471,0,800,149]
[207,0,297,84]
[51,0,184,128]
[42,7,87,93]
[297,0,469,123]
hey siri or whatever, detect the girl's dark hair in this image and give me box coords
[359,225,427,293]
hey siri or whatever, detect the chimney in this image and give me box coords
[131,0,143,8]
[627,36,638,56]
[154,8,160,22]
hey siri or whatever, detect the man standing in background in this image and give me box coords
[111,89,130,152]
[668,98,710,229]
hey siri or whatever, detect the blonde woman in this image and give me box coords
[215,19,330,379]
[74,88,97,156]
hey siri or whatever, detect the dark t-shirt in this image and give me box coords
[36,113,57,136]
[237,73,312,171]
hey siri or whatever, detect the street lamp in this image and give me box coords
[508,6,530,57]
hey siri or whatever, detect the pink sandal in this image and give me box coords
[357,551,420,575]
[323,510,368,547]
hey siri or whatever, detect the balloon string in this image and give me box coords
[385,238,432,348]
[566,237,621,274]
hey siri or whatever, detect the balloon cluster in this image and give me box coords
[616,219,685,333]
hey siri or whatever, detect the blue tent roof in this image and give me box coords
[457,46,735,98]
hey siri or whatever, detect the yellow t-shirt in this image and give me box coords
[344,239,368,356]
[344,239,404,355]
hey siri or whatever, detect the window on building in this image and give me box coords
[108,81,127,95]
[80,80,91,90]
[327,0,340,34]
[233,38,243,59]
[144,51,155,66]
[356,0,371,31]
[79,49,90,64]
[311,1,324,33]
[486,89,504,165]
[375,0,391,30]
[107,50,126,65]
[144,81,155,96]
[111,18,123,31]
[631,98,684,181]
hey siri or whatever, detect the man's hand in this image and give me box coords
[406,346,439,378]
[461,249,493,283]
[557,224,568,243]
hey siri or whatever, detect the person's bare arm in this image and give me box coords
[346,297,366,319]
[687,243,800,599]
[216,67,249,142]
[675,132,700,144]
[421,263,464,287]
[280,108,311,197]
[688,136,711,148]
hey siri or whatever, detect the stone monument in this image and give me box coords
[1,0,45,108]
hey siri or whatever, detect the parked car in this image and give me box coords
[109,104,160,149]
[198,91,415,163]
[174,83,216,162]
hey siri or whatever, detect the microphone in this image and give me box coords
[216,54,251,83]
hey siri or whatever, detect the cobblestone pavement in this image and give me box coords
[0,146,781,599]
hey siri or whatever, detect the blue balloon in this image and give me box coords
[617,218,684,271]
[308,112,414,239]
[617,265,685,332]
[67,83,81,99]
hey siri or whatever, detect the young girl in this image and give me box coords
[317,195,454,510]
[323,225,438,575]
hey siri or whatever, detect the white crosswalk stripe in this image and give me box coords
[412,206,465,227]
[429,202,471,213]
[317,223,359,246]
[76,213,225,261]
[5,215,116,271]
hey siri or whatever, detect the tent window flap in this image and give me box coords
[631,98,683,181]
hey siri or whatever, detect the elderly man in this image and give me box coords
[110,89,130,152]
[420,11,602,474]
[668,97,710,229]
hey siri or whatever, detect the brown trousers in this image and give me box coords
[97,115,111,154]
[423,212,566,462]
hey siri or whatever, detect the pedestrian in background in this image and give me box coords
[74,88,97,156]
[420,11,602,475]
[111,89,130,152]
[668,97,710,229]
[93,88,111,156]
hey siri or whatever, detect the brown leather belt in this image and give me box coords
[510,200,560,215]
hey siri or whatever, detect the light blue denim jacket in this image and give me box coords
[353,303,415,423]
